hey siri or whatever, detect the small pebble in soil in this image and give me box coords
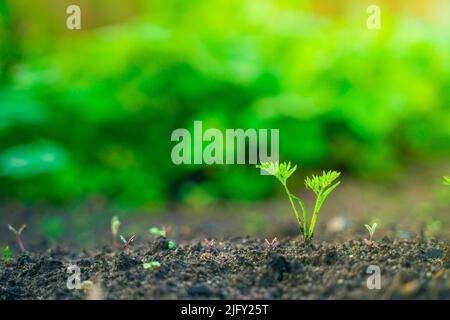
[80,280,94,290]
[424,248,443,259]
[16,255,35,266]
[397,230,414,240]
[187,284,212,297]
[327,216,352,233]
[4,286,27,298]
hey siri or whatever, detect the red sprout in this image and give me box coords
[162,226,172,236]
[264,237,278,249]
[203,238,215,249]
[8,224,26,252]
[121,234,136,254]
[364,238,378,248]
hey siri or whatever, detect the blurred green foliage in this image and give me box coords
[40,215,65,240]
[0,1,449,206]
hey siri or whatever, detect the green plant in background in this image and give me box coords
[444,176,450,186]
[111,216,121,254]
[304,171,341,240]
[3,245,11,264]
[1,1,449,205]
[143,261,161,269]
[364,223,378,248]
[257,161,340,242]
[40,216,64,241]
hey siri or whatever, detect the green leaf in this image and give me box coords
[149,227,166,237]
[290,193,307,234]
[3,245,10,264]
[111,216,120,235]
[0,141,68,178]
[0,89,48,130]
[257,161,297,185]
[305,171,341,196]
[365,223,377,236]
[256,161,279,176]
[143,261,161,269]
[444,176,450,186]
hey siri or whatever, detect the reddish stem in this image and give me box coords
[16,235,25,252]
[113,235,117,254]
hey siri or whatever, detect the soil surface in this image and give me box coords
[1,236,449,299]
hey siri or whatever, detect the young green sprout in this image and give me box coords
[149,227,166,238]
[111,216,121,254]
[120,234,136,255]
[8,224,26,252]
[143,261,161,269]
[257,162,340,242]
[3,245,11,264]
[364,223,378,248]
[443,176,450,186]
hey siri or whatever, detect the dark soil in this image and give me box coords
[1,236,449,299]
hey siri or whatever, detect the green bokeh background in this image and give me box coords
[1,0,449,208]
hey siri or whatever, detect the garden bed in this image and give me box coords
[1,236,449,299]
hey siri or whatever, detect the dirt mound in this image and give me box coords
[1,237,449,299]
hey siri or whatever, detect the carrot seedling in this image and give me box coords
[203,239,215,249]
[149,227,166,238]
[8,224,26,252]
[3,245,10,264]
[364,223,378,248]
[111,216,121,254]
[120,234,136,254]
[264,238,278,249]
[143,261,161,269]
[257,162,340,242]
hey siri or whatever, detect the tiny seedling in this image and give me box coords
[149,226,172,238]
[143,261,161,269]
[111,216,121,254]
[203,239,215,249]
[3,245,11,264]
[364,223,378,248]
[8,224,26,252]
[149,227,166,238]
[167,240,175,249]
[443,176,450,186]
[163,226,172,235]
[264,237,278,249]
[257,162,340,242]
[120,234,136,255]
